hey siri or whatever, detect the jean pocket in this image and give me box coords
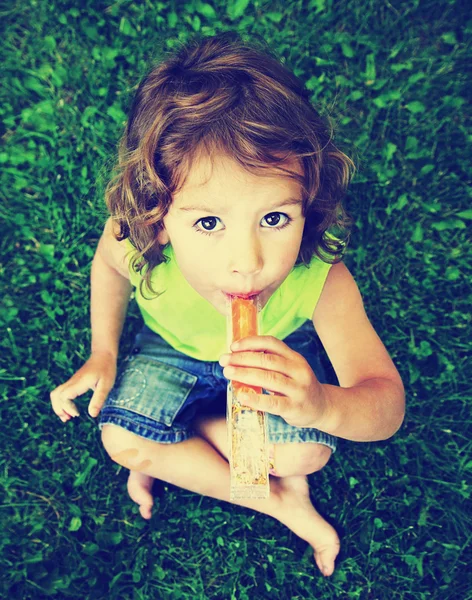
[106,355,198,427]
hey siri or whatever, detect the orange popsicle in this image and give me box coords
[230,297,263,399]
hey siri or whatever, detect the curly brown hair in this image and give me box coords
[104,31,356,299]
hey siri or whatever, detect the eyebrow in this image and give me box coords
[179,197,303,213]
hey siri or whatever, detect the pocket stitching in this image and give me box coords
[107,355,198,426]
[112,367,147,404]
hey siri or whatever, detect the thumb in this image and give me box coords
[88,378,113,417]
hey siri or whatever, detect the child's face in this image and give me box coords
[157,152,306,317]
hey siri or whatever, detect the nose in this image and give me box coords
[229,231,263,276]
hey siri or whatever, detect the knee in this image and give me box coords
[101,423,126,460]
[303,443,332,474]
[101,424,152,472]
[272,442,332,477]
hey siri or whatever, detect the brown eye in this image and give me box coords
[193,212,292,237]
[262,213,291,230]
[264,213,282,226]
[194,216,222,236]
[200,217,218,231]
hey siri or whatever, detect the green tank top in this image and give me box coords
[124,240,331,362]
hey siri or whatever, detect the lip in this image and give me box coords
[223,290,262,300]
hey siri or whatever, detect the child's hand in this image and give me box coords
[50,352,117,422]
[219,336,328,428]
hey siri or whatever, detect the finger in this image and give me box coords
[61,398,80,418]
[51,379,97,419]
[51,376,95,409]
[59,412,76,422]
[224,364,293,397]
[88,378,113,417]
[236,389,286,417]
[221,350,293,378]
[50,388,80,418]
[231,335,299,359]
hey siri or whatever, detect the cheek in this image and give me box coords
[276,237,303,274]
[278,251,298,275]
[175,248,213,284]
[275,228,303,260]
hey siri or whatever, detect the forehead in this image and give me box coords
[174,152,304,201]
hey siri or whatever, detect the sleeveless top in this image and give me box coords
[123,239,332,362]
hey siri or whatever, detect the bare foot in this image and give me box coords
[271,475,340,577]
[127,470,154,519]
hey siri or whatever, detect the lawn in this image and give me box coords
[1,0,471,598]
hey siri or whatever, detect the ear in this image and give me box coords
[157,227,170,245]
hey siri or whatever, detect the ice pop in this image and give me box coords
[226,295,270,501]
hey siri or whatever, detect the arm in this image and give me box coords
[50,218,134,421]
[90,217,133,359]
[312,262,405,442]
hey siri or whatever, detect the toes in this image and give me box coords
[314,553,330,576]
[127,480,154,505]
[314,543,340,577]
[127,472,154,520]
[314,553,333,577]
[127,485,154,519]
[139,504,153,520]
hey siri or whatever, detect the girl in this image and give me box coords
[50,32,405,578]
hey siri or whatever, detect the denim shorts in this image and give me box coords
[98,321,337,453]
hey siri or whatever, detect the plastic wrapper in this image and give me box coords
[226,295,269,501]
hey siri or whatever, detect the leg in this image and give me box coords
[102,422,340,577]
[194,415,340,577]
[102,423,279,515]
[126,414,331,520]
[194,414,333,477]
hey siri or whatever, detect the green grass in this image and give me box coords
[1,0,471,598]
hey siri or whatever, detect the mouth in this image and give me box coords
[222,290,263,300]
